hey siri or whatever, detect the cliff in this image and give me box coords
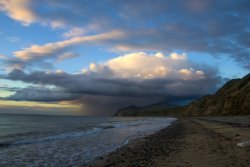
[184,73,250,116]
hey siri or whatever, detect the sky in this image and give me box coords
[0,0,249,116]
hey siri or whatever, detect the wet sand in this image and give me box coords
[85,117,250,167]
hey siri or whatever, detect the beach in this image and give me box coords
[86,117,250,167]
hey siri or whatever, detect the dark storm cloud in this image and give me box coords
[5,69,219,98]
[1,58,55,71]
[76,95,164,116]
[4,86,81,102]
[1,68,220,114]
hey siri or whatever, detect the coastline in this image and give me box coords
[85,117,250,167]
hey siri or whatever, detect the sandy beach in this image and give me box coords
[85,117,250,167]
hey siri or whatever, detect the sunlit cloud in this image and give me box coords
[0,90,15,97]
[14,30,124,61]
[1,30,125,71]
[0,0,35,26]
[56,52,79,62]
[5,36,20,43]
[84,52,206,80]
[0,99,78,109]
[63,28,86,38]
[0,54,8,59]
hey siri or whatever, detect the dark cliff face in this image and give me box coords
[184,73,250,116]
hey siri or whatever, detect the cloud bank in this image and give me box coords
[3,52,221,115]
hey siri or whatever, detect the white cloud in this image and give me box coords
[0,54,8,59]
[84,52,207,80]
[0,30,126,71]
[0,0,35,26]
[0,0,66,28]
[170,52,187,60]
[63,28,86,38]
[63,24,100,38]
[5,36,20,43]
[179,68,193,75]
[196,70,204,75]
[57,52,79,62]
[13,30,125,61]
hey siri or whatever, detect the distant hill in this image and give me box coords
[184,73,250,116]
[114,73,250,117]
[114,103,184,117]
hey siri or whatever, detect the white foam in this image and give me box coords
[237,140,250,148]
[0,117,176,167]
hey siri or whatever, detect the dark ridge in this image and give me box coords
[114,102,184,117]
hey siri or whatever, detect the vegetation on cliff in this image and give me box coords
[184,73,250,116]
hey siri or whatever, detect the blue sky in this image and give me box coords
[0,0,249,115]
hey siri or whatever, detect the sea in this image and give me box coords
[0,114,176,166]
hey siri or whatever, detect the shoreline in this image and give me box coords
[85,117,250,167]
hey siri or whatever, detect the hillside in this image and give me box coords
[114,103,184,117]
[184,73,250,116]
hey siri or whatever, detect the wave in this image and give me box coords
[11,121,132,146]
[0,117,176,166]
[12,127,102,146]
[0,127,103,148]
[0,118,175,148]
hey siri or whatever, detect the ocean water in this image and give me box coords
[0,114,176,166]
